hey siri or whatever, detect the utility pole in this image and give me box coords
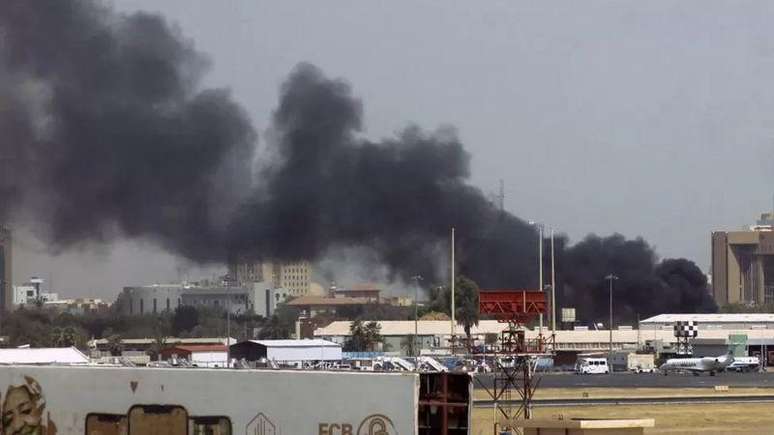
[450,227,456,353]
[550,228,556,333]
[222,274,235,368]
[605,274,619,371]
[413,275,423,361]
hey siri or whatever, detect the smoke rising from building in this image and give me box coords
[0,1,713,323]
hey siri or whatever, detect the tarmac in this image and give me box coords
[475,370,774,388]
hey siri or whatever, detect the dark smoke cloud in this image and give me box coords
[561,234,716,324]
[0,0,255,260]
[229,63,539,286]
[0,2,714,322]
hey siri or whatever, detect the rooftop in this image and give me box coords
[641,314,774,323]
[0,347,89,365]
[243,339,341,348]
[286,295,371,306]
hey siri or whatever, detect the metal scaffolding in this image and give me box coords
[475,290,554,434]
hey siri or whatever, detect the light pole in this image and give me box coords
[222,274,235,368]
[412,275,423,361]
[605,274,619,371]
[550,228,556,333]
[529,221,544,334]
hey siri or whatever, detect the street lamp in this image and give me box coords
[605,274,619,371]
[528,221,544,334]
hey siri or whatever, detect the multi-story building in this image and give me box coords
[229,259,311,297]
[0,226,11,311]
[712,222,774,306]
[120,284,252,316]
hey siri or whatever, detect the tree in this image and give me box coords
[257,315,291,339]
[172,305,199,336]
[106,333,124,356]
[425,276,480,345]
[148,316,171,361]
[454,276,480,344]
[344,320,383,352]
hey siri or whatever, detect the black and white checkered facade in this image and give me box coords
[674,321,698,338]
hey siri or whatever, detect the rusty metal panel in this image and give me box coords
[479,290,547,323]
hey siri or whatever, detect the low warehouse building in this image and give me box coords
[159,344,228,368]
[230,339,342,363]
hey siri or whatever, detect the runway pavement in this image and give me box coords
[474,371,774,388]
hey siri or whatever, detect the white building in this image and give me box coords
[230,339,342,363]
[0,347,90,365]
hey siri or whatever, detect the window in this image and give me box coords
[153,298,157,314]
[86,413,128,435]
[166,298,170,311]
[189,416,232,435]
[128,405,188,435]
[140,299,144,314]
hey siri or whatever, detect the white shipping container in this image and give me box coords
[0,365,470,434]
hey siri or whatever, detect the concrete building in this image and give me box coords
[12,277,49,306]
[252,285,291,318]
[120,284,250,316]
[0,225,11,311]
[711,225,774,306]
[229,259,312,296]
[286,295,374,317]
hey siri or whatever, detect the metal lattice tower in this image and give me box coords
[475,290,554,434]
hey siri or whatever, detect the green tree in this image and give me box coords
[257,315,291,339]
[105,333,124,356]
[172,305,199,336]
[426,276,480,345]
[148,316,171,361]
[455,275,480,343]
[344,320,383,352]
[50,326,83,347]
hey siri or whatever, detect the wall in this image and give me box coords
[266,345,342,362]
[0,366,418,434]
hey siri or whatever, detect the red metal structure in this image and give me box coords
[477,289,554,434]
[479,290,547,323]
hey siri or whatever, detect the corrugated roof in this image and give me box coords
[641,314,774,323]
[247,339,341,348]
[0,347,89,365]
[286,296,370,306]
[313,320,774,344]
[166,344,227,353]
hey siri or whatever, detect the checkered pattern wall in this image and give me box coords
[674,321,698,338]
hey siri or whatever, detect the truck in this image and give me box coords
[627,353,656,373]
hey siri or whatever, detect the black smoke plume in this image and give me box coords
[0,2,714,323]
[0,0,255,259]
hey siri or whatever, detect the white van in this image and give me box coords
[576,357,610,374]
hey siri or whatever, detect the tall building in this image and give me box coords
[711,227,774,306]
[229,259,311,297]
[0,226,11,311]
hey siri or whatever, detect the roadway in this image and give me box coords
[474,371,774,388]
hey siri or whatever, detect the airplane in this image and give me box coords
[659,351,735,376]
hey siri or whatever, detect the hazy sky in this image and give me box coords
[14,1,774,296]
